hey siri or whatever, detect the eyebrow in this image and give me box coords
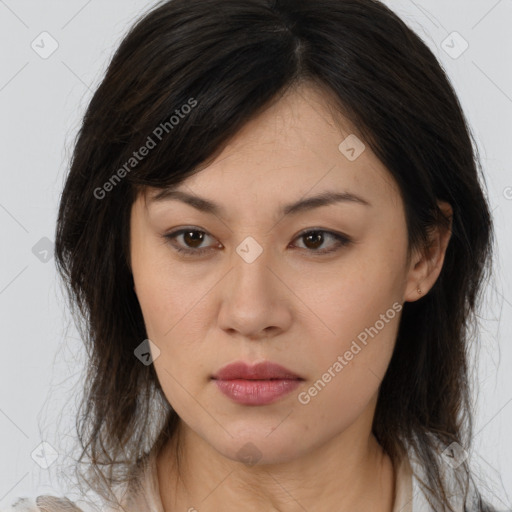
[149,188,371,217]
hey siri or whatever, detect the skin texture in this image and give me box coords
[130,84,453,512]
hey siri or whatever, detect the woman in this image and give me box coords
[5,0,498,510]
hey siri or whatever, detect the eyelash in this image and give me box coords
[162,227,352,257]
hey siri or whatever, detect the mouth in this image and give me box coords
[211,360,303,381]
[211,361,304,405]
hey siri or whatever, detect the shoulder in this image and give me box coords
[409,451,496,512]
[2,448,160,512]
[1,495,84,511]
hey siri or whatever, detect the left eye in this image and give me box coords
[292,230,352,254]
[163,228,352,256]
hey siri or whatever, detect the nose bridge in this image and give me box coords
[217,234,289,337]
[231,234,277,300]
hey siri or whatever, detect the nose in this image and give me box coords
[217,240,293,341]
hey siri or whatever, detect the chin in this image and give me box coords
[205,427,311,466]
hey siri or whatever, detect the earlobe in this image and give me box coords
[403,246,427,302]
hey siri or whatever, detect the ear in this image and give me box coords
[404,201,453,302]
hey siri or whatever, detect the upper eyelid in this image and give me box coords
[165,226,343,239]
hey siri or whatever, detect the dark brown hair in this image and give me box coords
[55,0,496,509]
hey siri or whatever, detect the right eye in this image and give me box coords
[163,228,220,256]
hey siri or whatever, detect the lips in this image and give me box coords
[211,361,303,405]
[211,361,303,381]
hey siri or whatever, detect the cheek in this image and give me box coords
[302,296,401,397]
[133,262,214,403]
[133,275,168,339]
[132,241,198,337]
[295,301,401,438]
[302,241,405,352]
[295,246,405,412]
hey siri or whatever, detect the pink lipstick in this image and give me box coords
[211,361,303,405]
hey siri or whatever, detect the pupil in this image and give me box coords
[305,232,323,249]
[184,231,203,248]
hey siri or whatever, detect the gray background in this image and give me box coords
[0,0,510,508]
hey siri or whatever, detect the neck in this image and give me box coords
[157,421,396,512]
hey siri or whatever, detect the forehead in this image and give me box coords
[144,84,400,215]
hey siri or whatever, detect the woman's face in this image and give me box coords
[130,85,419,465]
